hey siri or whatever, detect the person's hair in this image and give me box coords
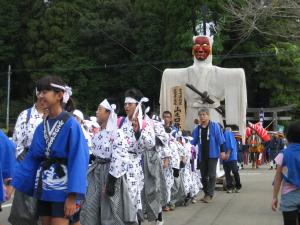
[226,124,239,131]
[65,99,75,112]
[163,111,172,117]
[198,108,210,116]
[36,75,65,92]
[182,130,191,136]
[36,75,75,112]
[124,88,145,113]
[225,127,232,132]
[286,121,300,144]
[124,88,144,102]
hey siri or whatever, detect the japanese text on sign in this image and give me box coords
[171,86,185,130]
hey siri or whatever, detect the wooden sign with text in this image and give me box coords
[171,86,185,130]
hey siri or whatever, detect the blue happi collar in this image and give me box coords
[199,121,210,144]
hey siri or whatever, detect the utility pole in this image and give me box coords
[6,65,11,130]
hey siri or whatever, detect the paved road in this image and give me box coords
[145,166,282,225]
[0,166,282,225]
[0,198,12,225]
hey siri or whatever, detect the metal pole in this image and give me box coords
[6,65,11,130]
[273,111,278,131]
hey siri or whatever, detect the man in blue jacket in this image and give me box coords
[191,108,225,203]
[223,126,242,193]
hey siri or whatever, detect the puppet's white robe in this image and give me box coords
[160,56,247,139]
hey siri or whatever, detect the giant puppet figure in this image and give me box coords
[159,31,247,138]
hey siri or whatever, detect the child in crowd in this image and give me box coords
[12,76,89,225]
[272,121,300,225]
[223,127,242,193]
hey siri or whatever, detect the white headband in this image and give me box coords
[145,106,150,114]
[100,99,116,111]
[100,99,117,132]
[125,97,138,104]
[50,83,65,91]
[50,83,72,103]
[132,97,149,129]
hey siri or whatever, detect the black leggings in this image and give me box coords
[283,210,300,225]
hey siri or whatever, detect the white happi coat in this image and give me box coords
[152,120,175,203]
[160,143,173,203]
[169,138,180,170]
[177,140,187,159]
[13,105,44,157]
[91,128,129,178]
[160,46,247,140]
[178,142,193,196]
[120,117,155,212]
[152,119,169,147]
[184,141,201,197]
[81,125,92,152]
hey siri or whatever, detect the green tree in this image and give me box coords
[1,0,300,125]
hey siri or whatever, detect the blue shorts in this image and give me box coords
[37,200,80,222]
[280,189,300,212]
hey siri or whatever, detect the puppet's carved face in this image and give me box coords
[192,36,211,61]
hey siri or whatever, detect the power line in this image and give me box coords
[0,51,280,75]
[75,7,164,73]
[98,29,163,73]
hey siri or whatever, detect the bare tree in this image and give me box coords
[223,0,300,42]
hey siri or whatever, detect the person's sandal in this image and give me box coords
[204,195,214,203]
[169,203,176,211]
[162,206,170,212]
[192,198,197,204]
[200,195,207,202]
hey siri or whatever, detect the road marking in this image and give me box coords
[2,203,12,208]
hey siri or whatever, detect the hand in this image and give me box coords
[272,198,278,211]
[64,194,77,218]
[220,152,226,160]
[5,185,14,201]
[132,117,139,133]
[163,158,169,169]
